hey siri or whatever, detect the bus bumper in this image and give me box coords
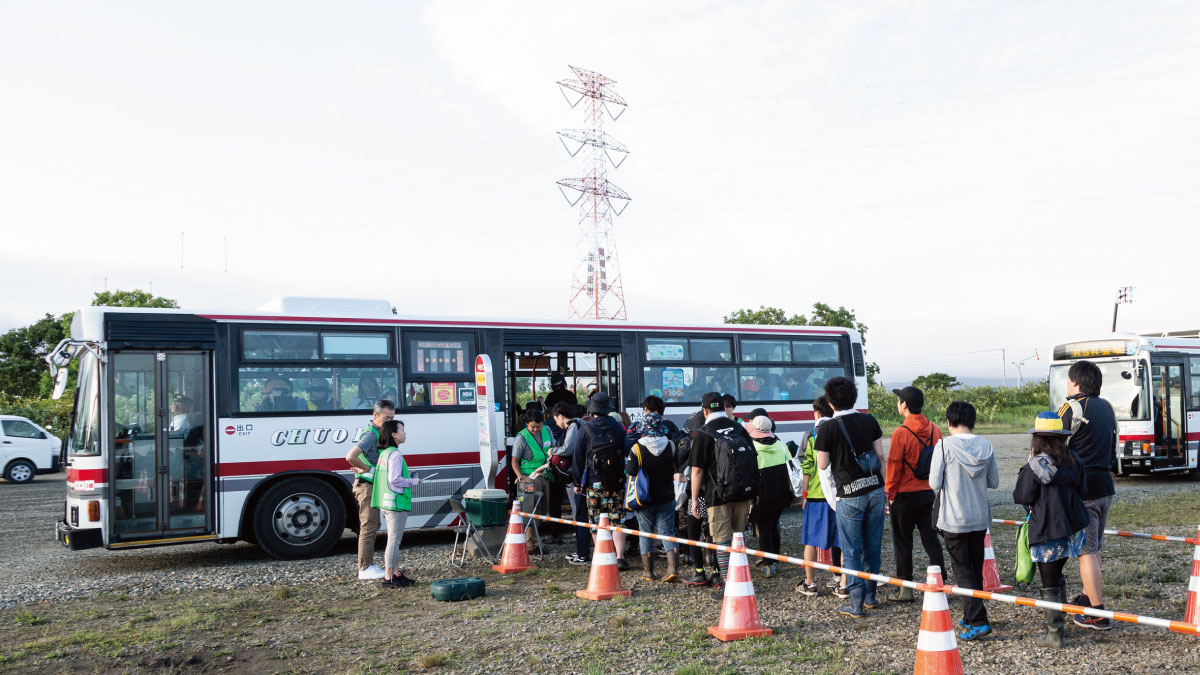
[56,521,102,550]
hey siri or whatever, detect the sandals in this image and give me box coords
[641,575,657,582]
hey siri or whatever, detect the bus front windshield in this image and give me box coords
[1048,360,1148,421]
[69,353,101,456]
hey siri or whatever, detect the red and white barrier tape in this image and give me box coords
[991,518,1198,545]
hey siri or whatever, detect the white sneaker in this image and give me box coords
[358,565,385,580]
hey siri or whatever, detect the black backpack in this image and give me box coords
[902,427,936,480]
[700,424,759,502]
[583,420,624,491]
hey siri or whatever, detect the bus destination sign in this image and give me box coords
[1052,340,1136,361]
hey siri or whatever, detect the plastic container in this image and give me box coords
[430,576,486,602]
[464,488,508,527]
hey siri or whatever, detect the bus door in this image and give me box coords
[1149,360,1186,468]
[110,350,212,541]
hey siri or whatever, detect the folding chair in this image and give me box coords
[521,489,545,558]
[449,498,498,567]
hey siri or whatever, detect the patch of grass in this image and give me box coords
[610,612,631,628]
[544,582,561,593]
[416,651,451,669]
[272,584,292,600]
[1108,491,1200,529]
[12,612,46,627]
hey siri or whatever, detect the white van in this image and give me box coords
[1,415,61,483]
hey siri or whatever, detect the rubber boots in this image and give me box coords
[890,585,915,603]
[665,551,679,583]
[641,554,656,581]
[1036,584,1067,648]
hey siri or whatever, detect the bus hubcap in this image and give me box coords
[272,493,327,543]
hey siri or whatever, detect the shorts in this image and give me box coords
[1033,529,1085,563]
[586,486,624,525]
[801,500,840,550]
[1081,495,1113,555]
[708,500,751,544]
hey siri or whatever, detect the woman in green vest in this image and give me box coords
[373,419,422,588]
[510,409,554,527]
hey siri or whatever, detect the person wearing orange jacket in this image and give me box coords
[885,386,946,601]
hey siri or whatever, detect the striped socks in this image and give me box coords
[716,540,731,583]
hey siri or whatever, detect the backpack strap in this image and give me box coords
[900,426,932,475]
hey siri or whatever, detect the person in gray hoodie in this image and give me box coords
[928,401,1000,641]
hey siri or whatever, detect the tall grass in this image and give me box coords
[869,381,1049,433]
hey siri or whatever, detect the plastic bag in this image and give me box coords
[1015,516,1034,583]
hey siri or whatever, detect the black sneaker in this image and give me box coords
[1073,613,1112,630]
[834,585,850,599]
[565,553,591,566]
[616,558,631,571]
[797,582,819,597]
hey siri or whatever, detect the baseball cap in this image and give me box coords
[700,392,724,411]
[892,386,924,410]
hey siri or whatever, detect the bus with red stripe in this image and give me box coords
[47,297,866,559]
[1049,332,1200,478]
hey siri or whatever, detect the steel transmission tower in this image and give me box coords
[557,66,631,320]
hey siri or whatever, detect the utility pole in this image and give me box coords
[1112,286,1133,332]
[1002,348,1006,387]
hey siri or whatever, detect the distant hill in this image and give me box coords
[882,375,1047,389]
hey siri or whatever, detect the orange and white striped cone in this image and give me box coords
[1174,523,1200,633]
[914,565,964,675]
[708,532,773,641]
[981,528,1013,592]
[491,500,534,574]
[576,514,631,600]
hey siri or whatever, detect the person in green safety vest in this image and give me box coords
[345,400,395,580]
[510,409,553,540]
[372,419,423,588]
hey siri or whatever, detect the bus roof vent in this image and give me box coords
[256,297,395,319]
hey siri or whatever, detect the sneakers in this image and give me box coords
[826,576,841,588]
[959,624,992,641]
[358,565,385,580]
[681,570,709,586]
[838,605,864,619]
[1073,612,1112,630]
[616,558,632,571]
[833,585,850,599]
[565,553,591,566]
[797,582,819,596]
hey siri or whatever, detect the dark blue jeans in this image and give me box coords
[634,501,679,555]
[835,488,886,612]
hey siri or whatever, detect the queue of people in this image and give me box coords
[340,362,1117,649]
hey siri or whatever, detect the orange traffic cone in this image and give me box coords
[1174,523,1200,633]
[914,565,964,675]
[708,532,773,641]
[492,500,534,574]
[576,514,631,600]
[981,528,1013,592]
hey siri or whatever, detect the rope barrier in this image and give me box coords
[990,518,1199,545]
[516,510,1200,635]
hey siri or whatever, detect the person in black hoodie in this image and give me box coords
[580,392,630,570]
[1013,412,1090,648]
[743,414,792,577]
[626,412,680,582]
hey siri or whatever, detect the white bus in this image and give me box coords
[49,297,867,559]
[1048,332,1200,479]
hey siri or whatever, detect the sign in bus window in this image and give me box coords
[237,367,398,413]
[642,366,737,402]
[407,335,473,375]
[794,340,841,364]
[322,333,390,361]
[690,338,732,362]
[645,338,688,362]
[741,339,791,362]
[739,366,844,402]
[1191,359,1200,410]
[243,331,319,360]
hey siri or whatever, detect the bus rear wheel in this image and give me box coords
[252,478,345,560]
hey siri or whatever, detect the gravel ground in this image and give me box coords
[4,434,1200,673]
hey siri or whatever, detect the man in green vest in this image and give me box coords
[345,399,395,580]
[510,408,553,545]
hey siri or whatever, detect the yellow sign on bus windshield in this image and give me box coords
[1052,340,1136,360]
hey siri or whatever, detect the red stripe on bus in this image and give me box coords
[1119,435,1154,442]
[66,468,109,482]
[1155,344,1200,350]
[218,452,489,477]
[196,314,849,335]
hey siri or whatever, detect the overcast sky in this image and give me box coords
[2,1,1197,384]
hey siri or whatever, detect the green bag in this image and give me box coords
[1015,515,1034,583]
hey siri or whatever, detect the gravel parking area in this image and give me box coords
[4,435,1200,673]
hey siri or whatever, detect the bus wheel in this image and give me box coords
[252,478,345,560]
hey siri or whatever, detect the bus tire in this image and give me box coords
[252,477,345,560]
